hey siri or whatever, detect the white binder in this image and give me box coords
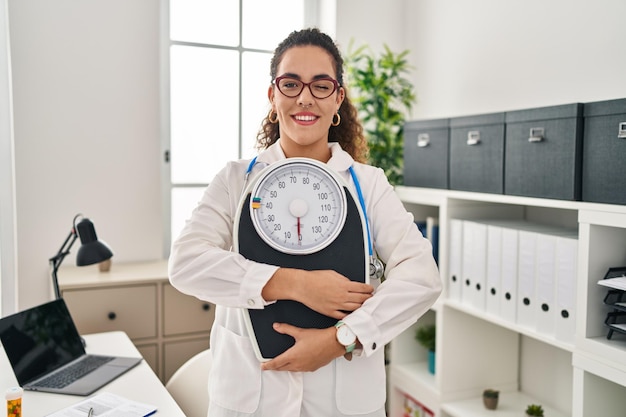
[485,224,503,316]
[535,232,558,336]
[517,229,538,329]
[448,219,463,301]
[499,226,519,323]
[459,220,488,310]
[470,221,488,310]
[554,234,578,344]
[461,221,475,307]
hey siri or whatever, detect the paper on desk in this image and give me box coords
[46,392,157,417]
[598,276,626,291]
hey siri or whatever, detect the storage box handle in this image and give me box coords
[618,122,626,139]
[417,133,430,147]
[467,130,480,146]
[528,127,544,142]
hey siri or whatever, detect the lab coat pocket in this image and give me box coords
[335,349,386,414]
[209,324,262,413]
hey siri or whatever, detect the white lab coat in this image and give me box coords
[169,140,442,417]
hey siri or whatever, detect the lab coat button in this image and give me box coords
[372,342,377,350]
[247,299,255,306]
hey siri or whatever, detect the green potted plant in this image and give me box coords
[525,404,544,417]
[482,389,499,410]
[345,42,416,186]
[414,324,436,374]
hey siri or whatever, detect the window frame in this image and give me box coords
[160,0,325,256]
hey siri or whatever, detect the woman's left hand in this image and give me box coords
[260,323,346,372]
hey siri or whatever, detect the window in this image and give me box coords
[166,0,320,243]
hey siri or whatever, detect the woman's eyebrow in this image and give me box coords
[278,72,334,80]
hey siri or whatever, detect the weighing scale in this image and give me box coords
[234,158,370,361]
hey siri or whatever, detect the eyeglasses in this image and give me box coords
[273,76,340,99]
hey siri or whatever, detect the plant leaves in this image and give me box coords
[345,41,416,185]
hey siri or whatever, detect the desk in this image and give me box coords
[0,331,185,416]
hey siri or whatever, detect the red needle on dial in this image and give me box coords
[289,198,307,246]
[297,217,302,244]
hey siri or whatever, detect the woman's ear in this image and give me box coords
[267,85,275,103]
[336,86,346,110]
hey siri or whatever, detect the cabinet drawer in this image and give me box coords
[63,284,157,339]
[163,284,215,336]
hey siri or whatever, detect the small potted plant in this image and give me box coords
[415,324,436,374]
[482,389,499,410]
[525,404,544,417]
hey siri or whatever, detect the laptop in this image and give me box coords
[0,298,142,396]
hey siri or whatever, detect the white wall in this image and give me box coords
[335,0,407,56]
[9,0,163,309]
[0,0,16,315]
[404,0,626,118]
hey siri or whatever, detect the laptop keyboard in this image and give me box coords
[31,355,115,389]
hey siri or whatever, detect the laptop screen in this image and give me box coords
[0,299,85,385]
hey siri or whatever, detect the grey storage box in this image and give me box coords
[505,103,583,200]
[403,118,449,189]
[582,98,626,205]
[449,112,505,194]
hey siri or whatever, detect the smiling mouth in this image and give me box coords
[293,114,318,122]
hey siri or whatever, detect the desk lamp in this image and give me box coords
[49,214,113,299]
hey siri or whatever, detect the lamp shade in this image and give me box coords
[75,218,113,266]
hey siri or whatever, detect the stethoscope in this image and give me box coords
[244,156,385,282]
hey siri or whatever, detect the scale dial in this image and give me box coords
[249,158,347,255]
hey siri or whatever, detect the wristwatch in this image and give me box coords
[335,321,357,353]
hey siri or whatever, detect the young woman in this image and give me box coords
[169,28,441,417]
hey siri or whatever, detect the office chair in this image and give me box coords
[165,349,212,417]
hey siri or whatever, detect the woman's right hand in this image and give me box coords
[262,268,374,319]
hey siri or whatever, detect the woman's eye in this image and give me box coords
[312,81,335,92]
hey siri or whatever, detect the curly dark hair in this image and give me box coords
[256,28,368,163]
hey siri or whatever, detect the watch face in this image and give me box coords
[337,324,356,346]
[249,158,347,255]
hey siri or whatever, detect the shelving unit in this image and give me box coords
[389,186,626,417]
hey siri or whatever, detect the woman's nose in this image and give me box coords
[297,85,315,107]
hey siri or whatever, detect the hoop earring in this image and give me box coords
[331,112,341,127]
[268,109,279,124]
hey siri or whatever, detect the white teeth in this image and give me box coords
[295,115,316,121]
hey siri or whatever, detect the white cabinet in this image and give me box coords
[59,260,214,383]
[388,186,626,417]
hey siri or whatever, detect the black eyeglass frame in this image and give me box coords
[273,75,340,99]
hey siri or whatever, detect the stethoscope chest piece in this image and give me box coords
[234,157,371,362]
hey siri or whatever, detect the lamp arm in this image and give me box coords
[49,230,78,299]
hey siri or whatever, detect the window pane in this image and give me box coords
[242,0,305,50]
[241,51,273,159]
[171,186,206,241]
[170,0,239,46]
[170,45,239,184]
